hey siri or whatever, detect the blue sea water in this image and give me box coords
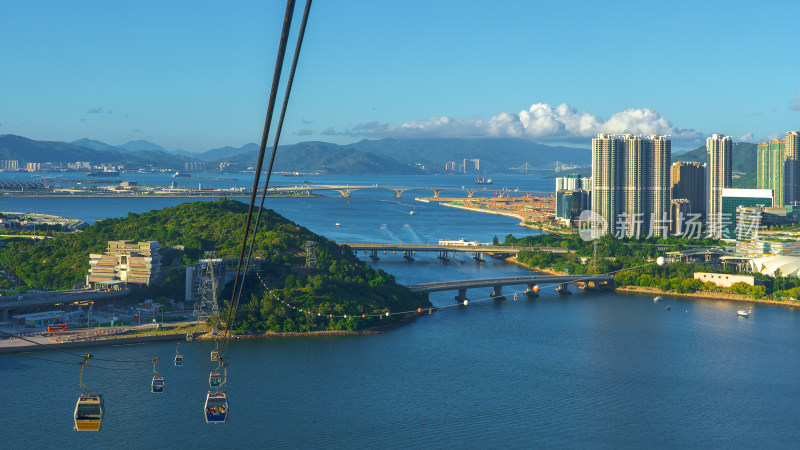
[3,173,800,448]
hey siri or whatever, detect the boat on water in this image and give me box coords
[173,171,191,178]
[335,222,341,227]
[737,309,750,317]
[653,296,663,302]
[475,177,493,185]
[409,211,415,215]
[283,171,301,176]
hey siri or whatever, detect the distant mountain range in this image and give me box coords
[0,134,592,174]
[673,142,758,173]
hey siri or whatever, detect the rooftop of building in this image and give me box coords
[721,188,773,198]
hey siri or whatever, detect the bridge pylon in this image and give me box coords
[525,284,540,297]
[556,283,572,295]
[473,252,485,263]
[438,251,450,262]
[490,285,505,300]
[455,288,468,303]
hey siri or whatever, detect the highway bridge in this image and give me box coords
[0,289,129,320]
[342,243,568,262]
[268,184,553,199]
[408,274,614,300]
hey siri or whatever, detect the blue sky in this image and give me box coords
[1,0,798,152]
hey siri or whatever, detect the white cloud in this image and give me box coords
[346,102,703,142]
[739,133,756,142]
[792,93,800,111]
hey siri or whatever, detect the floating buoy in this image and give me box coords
[463,300,469,306]
[417,308,422,313]
[386,312,390,317]
[533,285,540,293]
[361,314,366,319]
[513,293,518,301]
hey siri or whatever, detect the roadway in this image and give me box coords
[269,184,553,199]
[408,275,614,293]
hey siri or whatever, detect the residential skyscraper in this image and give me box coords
[757,131,800,207]
[650,134,672,237]
[671,162,706,217]
[706,134,733,224]
[591,133,671,237]
[787,131,800,205]
[591,134,624,237]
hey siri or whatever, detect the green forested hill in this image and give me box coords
[674,142,757,173]
[0,200,429,332]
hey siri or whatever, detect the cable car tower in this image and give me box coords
[304,240,318,268]
[194,261,219,327]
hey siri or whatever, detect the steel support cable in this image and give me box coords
[7,353,148,371]
[220,0,297,356]
[224,0,313,356]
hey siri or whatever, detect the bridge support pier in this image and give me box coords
[525,284,540,298]
[338,190,352,198]
[556,283,572,295]
[455,288,468,302]
[369,250,380,261]
[490,285,505,300]
[438,251,450,262]
[431,189,441,198]
[392,189,404,198]
[473,252,484,263]
[0,308,8,321]
[403,250,414,262]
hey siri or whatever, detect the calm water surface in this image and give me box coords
[3,174,800,448]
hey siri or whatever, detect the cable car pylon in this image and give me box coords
[74,354,104,431]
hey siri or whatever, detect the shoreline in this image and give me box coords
[614,285,800,308]
[426,199,574,234]
[0,314,424,354]
[506,256,800,309]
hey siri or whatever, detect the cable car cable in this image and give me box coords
[226,0,313,355]
[221,0,297,356]
[0,329,155,364]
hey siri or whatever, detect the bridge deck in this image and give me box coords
[342,243,528,253]
[408,275,613,292]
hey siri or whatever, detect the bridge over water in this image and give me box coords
[342,243,568,262]
[269,184,553,199]
[0,289,129,321]
[408,275,614,301]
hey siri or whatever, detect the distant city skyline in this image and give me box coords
[1,1,799,152]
